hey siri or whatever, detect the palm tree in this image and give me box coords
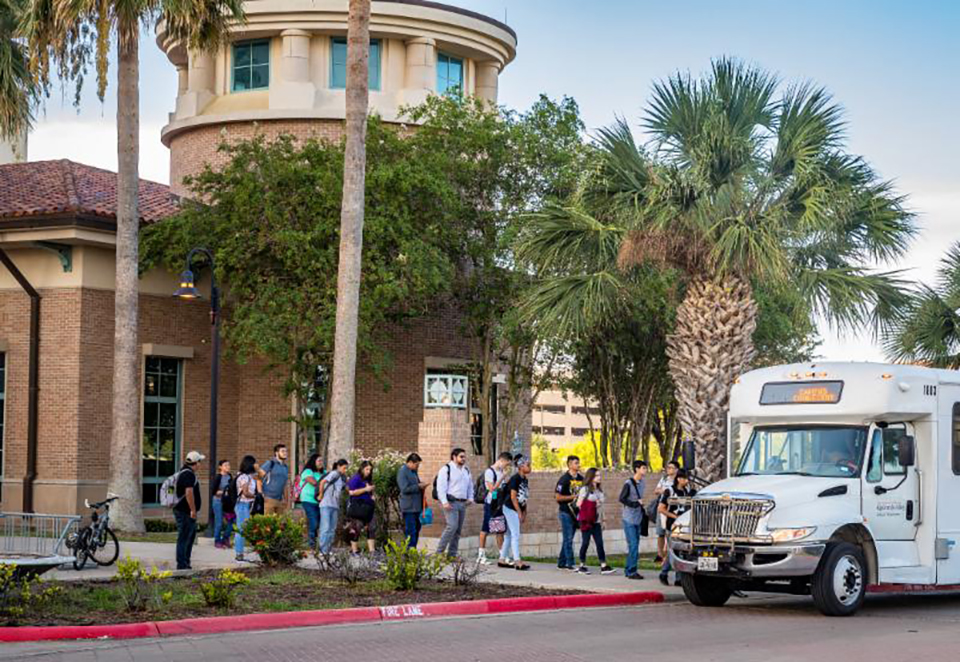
[23,0,244,531]
[328,0,371,463]
[885,242,960,368]
[0,0,33,142]
[521,59,915,481]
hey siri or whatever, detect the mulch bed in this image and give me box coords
[10,567,584,627]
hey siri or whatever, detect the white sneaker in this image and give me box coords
[477,552,490,565]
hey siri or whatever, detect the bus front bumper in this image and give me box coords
[669,539,826,578]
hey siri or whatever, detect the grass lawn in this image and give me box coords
[5,565,585,627]
[529,553,663,571]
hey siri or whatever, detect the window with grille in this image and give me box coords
[331,38,381,90]
[424,374,468,409]
[437,52,463,94]
[232,40,270,92]
[142,357,182,505]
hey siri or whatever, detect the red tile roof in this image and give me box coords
[0,159,180,225]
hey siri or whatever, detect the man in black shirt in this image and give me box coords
[555,455,583,571]
[174,450,205,570]
[658,468,695,586]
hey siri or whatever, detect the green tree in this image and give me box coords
[884,242,960,368]
[527,59,915,480]
[141,124,459,458]
[0,0,33,141]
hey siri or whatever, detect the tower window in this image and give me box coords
[232,40,270,92]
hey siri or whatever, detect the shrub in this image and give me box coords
[114,556,172,611]
[317,548,382,585]
[0,564,61,624]
[197,568,250,609]
[144,518,178,533]
[241,514,307,566]
[451,555,485,587]
[382,539,447,591]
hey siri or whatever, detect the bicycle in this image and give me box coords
[66,494,121,570]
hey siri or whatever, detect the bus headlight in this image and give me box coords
[769,527,816,543]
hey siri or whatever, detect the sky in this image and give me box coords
[26,0,960,363]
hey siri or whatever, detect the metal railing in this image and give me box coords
[0,512,81,561]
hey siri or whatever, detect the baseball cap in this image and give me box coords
[185,451,206,464]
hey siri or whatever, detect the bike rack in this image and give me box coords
[0,512,80,576]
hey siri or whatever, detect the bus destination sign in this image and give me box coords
[760,381,844,405]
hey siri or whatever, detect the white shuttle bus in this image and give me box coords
[669,362,960,616]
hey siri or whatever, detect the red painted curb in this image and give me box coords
[0,591,664,643]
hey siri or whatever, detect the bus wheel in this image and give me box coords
[811,542,866,616]
[681,573,733,607]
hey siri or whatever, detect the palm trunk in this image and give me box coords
[328,0,371,463]
[667,276,757,482]
[106,38,144,532]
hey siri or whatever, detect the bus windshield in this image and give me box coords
[735,426,868,478]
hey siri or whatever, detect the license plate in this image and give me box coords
[697,556,719,572]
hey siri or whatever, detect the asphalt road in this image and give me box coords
[4,593,960,662]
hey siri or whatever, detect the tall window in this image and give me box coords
[953,403,960,475]
[436,52,463,95]
[0,353,5,500]
[232,40,270,92]
[331,38,381,90]
[142,357,182,505]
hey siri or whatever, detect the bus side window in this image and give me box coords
[866,429,883,482]
[953,403,960,475]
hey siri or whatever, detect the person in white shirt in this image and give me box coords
[436,448,474,557]
[655,461,679,562]
[478,452,513,565]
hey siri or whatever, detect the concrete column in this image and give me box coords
[271,29,316,109]
[476,61,500,104]
[176,50,216,118]
[176,65,188,96]
[404,37,436,91]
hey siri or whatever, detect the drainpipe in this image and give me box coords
[0,248,40,513]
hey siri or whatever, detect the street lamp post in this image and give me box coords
[173,248,220,536]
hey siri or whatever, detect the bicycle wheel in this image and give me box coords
[90,527,120,567]
[72,529,91,570]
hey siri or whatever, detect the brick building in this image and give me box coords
[0,0,529,519]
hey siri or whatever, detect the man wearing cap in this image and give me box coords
[175,451,205,570]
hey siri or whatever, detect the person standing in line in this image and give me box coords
[555,455,583,571]
[174,450,205,570]
[655,461,679,563]
[234,455,261,563]
[658,468,695,586]
[397,453,427,548]
[211,459,233,549]
[498,456,531,570]
[478,451,514,565]
[576,468,615,575]
[435,448,473,558]
[619,460,648,579]
[318,459,350,554]
[346,460,377,555]
[299,453,324,549]
[258,444,290,515]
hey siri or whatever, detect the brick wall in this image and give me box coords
[168,119,346,197]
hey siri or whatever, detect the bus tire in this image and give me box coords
[681,573,733,607]
[811,542,866,616]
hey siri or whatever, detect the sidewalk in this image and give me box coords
[45,538,685,600]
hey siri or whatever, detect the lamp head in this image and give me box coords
[173,269,202,299]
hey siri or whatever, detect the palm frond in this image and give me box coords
[0,0,34,138]
[770,82,845,180]
[520,271,625,340]
[797,265,912,334]
[516,203,624,274]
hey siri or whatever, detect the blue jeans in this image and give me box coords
[579,523,606,564]
[500,506,522,563]
[234,500,252,555]
[319,506,339,553]
[302,502,320,547]
[624,522,641,576]
[212,497,228,545]
[403,512,422,548]
[558,511,577,568]
[174,509,197,570]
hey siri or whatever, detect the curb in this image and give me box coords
[0,591,664,643]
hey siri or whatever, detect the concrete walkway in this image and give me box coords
[45,538,686,600]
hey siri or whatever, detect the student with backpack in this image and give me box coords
[658,468,695,586]
[497,456,531,571]
[619,460,648,579]
[258,444,290,515]
[234,455,261,563]
[434,448,473,558]
[576,468,615,575]
[318,459,349,554]
[298,453,324,549]
[477,452,513,565]
[397,453,428,548]
[211,459,233,549]
[555,455,584,571]
[172,451,205,570]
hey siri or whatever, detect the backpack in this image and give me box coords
[577,493,598,531]
[292,473,304,504]
[160,469,187,508]
[221,474,238,514]
[474,468,493,504]
[431,464,452,501]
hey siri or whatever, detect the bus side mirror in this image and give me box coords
[898,435,916,467]
[682,440,696,471]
